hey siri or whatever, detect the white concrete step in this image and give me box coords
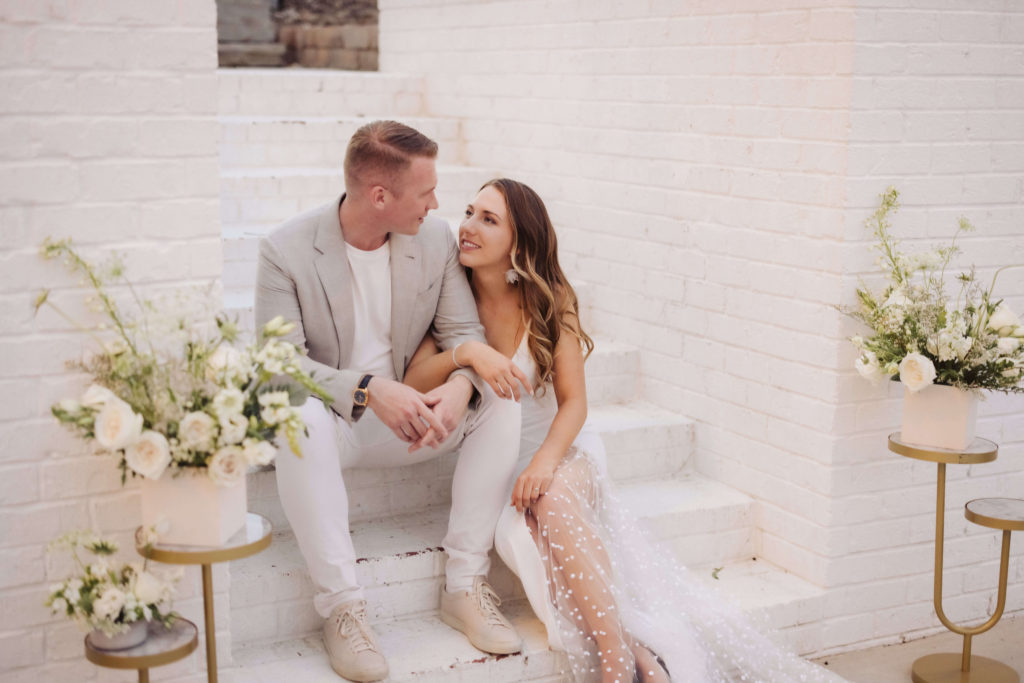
[246,402,692,531]
[220,164,493,230]
[219,115,464,167]
[228,560,828,682]
[233,474,742,646]
[218,68,426,117]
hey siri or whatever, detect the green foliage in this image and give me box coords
[845,188,1023,393]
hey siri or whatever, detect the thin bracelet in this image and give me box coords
[452,342,467,369]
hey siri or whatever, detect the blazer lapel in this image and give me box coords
[313,199,354,369]
[389,233,421,379]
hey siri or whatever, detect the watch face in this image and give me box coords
[353,389,368,406]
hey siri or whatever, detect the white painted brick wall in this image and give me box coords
[0,1,222,680]
[379,0,1024,655]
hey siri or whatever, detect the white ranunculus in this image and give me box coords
[206,345,245,383]
[263,315,296,337]
[997,336,1021,355]
[81,384,117,408]
[855,352,886,385]
[178,412,217,452]
[93,586,126,621]
[242,438,277,467]
[212,388,245,419]
[988,304,1022,337]
[94,399,143,450]
[124,431,171,480]
[58,398,82,414]
[899,353,937,393]
[208,446,247,487]
[133,571,166,606]
[218,413,248,446]
[884,290,911,309]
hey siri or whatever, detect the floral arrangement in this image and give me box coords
[45,531,180,636]
[36,238,331,486]
[848,188,1023,393]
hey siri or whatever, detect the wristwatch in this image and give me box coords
[352,374,373,414]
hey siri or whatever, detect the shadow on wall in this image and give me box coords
[217,0,378,70]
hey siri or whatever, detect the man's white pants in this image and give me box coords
[276,389,522,618]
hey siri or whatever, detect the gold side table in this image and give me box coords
[887,434,1019,683]
[85,617,198,683]
[136,513,272,683]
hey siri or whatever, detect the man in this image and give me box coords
[255,121,524,681]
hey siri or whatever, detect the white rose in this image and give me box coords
[94,399,143,450]
[212,388,245,419]
[206,345,244,383]
[988,304,1021,337]
[124,431,171,480]
[133,571,166,606]
[997,336,1021,355]
[242,438,277,467]
[854,352,886,386]
[178,412,216,452]
[898,353,937,393]
[93,587,126,621]
[218,413,248,446]
[208,446,247,487]
[81,384,117,408]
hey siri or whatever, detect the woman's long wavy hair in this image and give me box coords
[479,178,594,392]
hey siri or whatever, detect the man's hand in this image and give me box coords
[410,375,474,452]
[367,377,448,451]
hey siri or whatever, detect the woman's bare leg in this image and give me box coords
[527,454,636,683]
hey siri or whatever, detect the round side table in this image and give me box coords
[887,434,1019,683]
[85,617,198,683]
[136,513,272,683]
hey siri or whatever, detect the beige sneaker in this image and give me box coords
[440,577,522,654]
[323,600,389,682]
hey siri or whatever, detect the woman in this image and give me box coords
[404,179,844,683]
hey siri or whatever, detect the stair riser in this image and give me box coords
[232,499,748,644]
[221,187,481,229]
[219,118,462,167]
[247,423,689,529]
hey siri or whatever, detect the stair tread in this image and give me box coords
[230,559,825,681]
[234,474,746,586]
[220,163,494,178]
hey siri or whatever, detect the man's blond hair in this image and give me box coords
[343,120,438,193]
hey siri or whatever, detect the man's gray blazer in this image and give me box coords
[254,195,485,422]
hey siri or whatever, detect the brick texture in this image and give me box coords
[379,0,1024,654]
[0,1,222,679]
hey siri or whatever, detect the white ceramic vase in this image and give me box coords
[89,619,148,651]
[140,469,247,547]
[900,383,979,451]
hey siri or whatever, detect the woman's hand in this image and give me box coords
[461,340,534,400]
[511,457,556,513]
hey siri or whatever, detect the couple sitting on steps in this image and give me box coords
[256,121,844,683]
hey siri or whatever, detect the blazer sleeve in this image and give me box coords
[430,226,487,395]
[254,237,363,422]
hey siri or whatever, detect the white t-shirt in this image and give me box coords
[345,240,396,380]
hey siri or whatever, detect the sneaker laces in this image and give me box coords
[335,604,376,655]
[473,580,507,627]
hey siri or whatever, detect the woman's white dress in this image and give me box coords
[494,341,846,683]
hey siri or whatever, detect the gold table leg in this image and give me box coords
[202,563,218,683]
[913,464,1019,683]
[139,669,149,683]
